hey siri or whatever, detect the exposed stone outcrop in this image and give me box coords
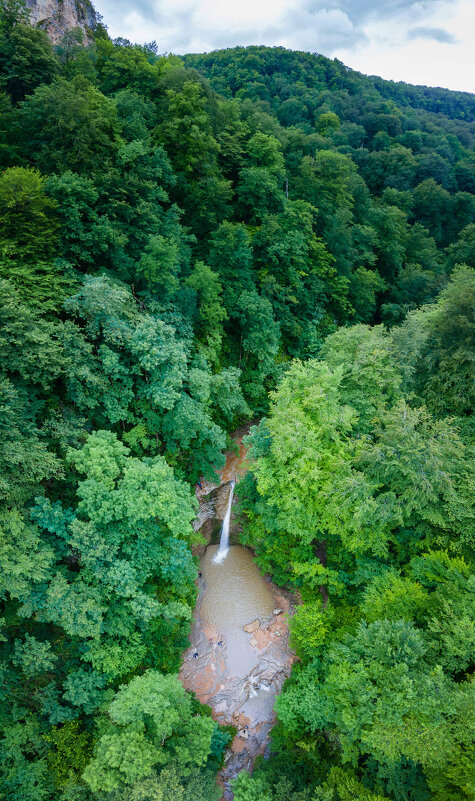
[192,422,254,554]
[193,480,234,534]
[243,619,260,634]
[25,0,98,43]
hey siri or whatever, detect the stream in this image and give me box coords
[179,429,296,800]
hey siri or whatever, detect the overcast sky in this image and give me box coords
[94,0,475,92]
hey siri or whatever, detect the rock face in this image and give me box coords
[25,0,97,43]
[193,481,234,535]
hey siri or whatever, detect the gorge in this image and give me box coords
[0,7,473,800]
[180,436,296,800]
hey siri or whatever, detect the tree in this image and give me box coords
[349,267,386,323]
[446,223,475,269]
[252,200,346,353]
[235,290,281,407]
[318,324,401,432]
[0,0,58,104]
[207,221,255,313]
[295,150,354,230]
[186,261,227,364]
[412,179,452,247]
[136,234,179,300]
[236,166,284,223]
[323,401,470,559]
[0,279,67,388]
[96,38,161,97]
[0,508,54,599]
[19,76,120,174]
[154,80,218,178]
[0,167,57,259]
[0,378,62,505]
[412,265,475,416]
[246,131,285,174]
[83,671,216,792]
[241,360,354,583]
[45,170,121,270]
[276,618,455,764]
[316,112,340,136]
[27,430,199,679]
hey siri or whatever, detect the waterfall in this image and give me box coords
[213,479,235,563]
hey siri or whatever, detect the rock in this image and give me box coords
[243,619,260,634]
[232,735,248,752]
[273,608,283,616]
[249,637,257,647]
[238,728,249,739]
[26,0,97,44]
[274,630,282,637]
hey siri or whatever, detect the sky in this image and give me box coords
[94,0,475,92]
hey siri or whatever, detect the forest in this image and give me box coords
[0,0,474,799]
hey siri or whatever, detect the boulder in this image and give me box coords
[274,630,282,637]
[243,619,260,634]
[249,637,257,647]
[273,608,283,616]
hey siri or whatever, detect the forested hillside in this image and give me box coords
[0,2,474,799]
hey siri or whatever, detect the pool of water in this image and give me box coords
[200,544,275,677]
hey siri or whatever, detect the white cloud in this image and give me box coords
[93,0,475,91]
[407,26,458,44]
[277,8,365,52]
[335,0,475,91]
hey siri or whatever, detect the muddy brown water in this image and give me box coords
[201,544,275,677]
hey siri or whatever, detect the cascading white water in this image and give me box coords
[213,479,235,563]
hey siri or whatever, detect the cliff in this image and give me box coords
[25,0,97,43]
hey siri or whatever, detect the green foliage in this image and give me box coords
[62,668,107,714]
[12,634,57,677]
[290,600,328,660]
[0,166,57,259]
[154,80,218,177]
[349,267,386,323]
[0,16,474,801]
[0,509,54,598]
[240,269,475,801]
[235,289,281,406]
[19,76,121,174]
[186,260,227,363]
[0,0,58,103]
[83,671,216,792]
[0,278,67,388]
[413,264,475,416]
[44,720,92,788]
[0,379,62,504]
[136,234,179,299]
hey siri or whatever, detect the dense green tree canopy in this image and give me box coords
[238,268,474,801]
[0,5,474,801]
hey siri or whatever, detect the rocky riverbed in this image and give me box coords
[179,430,296,800]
